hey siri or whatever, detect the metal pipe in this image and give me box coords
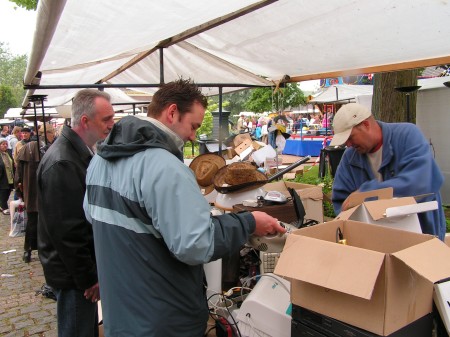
[24,83,270,90]
[218,86,223,157]
[267,156,311,182]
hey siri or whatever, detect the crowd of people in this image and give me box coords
[0,80,446,337]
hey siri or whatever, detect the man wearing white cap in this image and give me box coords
[330,103,445,240]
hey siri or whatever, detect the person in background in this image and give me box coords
[37,89,115,337]
[38,123,56,152]
[254,123,262,140]
[237,113,246,133]
[1,125,10,138]
[331,103,446,240]
[13,127,32,167]
[0,138,14,215]
[15,132,42,263]
[261,120,268,144]
[7,126,22,154]
[83,79,285,336]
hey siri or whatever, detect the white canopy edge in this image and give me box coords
[23,0,450,107]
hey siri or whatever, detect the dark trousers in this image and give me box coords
[0,187,11,210]
[54,288,99,337]
[24,211,38,251]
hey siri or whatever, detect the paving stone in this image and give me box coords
[0,200,57,336]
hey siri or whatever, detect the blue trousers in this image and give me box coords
[54,288,99,337]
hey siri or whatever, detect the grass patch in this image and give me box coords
[290,165,336,219]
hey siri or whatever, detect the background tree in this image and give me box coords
[0,85,17,115]
[371,69,420,122]
[220,89,252,115]
[8,0,37,10]
[244,83,306,113]
[0,42,28,117]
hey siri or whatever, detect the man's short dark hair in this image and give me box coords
[147,78,208,118]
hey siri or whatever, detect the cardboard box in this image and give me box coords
[275,220,450,336]
[252,140,266,151]
[263,181,323,223]
[233,133,252,147]
[234,139,253,155]
[335,188,438,234]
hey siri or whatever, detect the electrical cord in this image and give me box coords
[240,273,290,300]
[207,292,242,337]
[203,325,215,337]
[245,314,265,337]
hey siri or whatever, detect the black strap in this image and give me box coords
[288,187,306,227]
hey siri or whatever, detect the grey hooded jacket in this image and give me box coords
[84,115,255,336]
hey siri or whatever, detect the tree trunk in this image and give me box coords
[371,69,420,123]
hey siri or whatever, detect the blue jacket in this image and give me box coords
[84,116,256,337]
[332,121,445,240]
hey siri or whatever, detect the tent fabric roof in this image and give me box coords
[24,0,450,107]
[311,84,374,104]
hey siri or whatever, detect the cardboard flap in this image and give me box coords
[294,186,323,200]
[364,197,416,220]
[335,207,358,220]
[385,201,438,218]
[345,188,393,209]
[263,181,322,200]
[392,239,450,283]
[274,234,385,300]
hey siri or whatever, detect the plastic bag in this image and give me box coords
[9,201,27,238]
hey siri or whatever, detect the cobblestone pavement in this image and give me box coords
[0,208,57,337]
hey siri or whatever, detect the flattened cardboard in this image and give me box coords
[263,181,323,222]
[233,133,252,147]
[234,139,253,155]
[364,197,417,220]
[344,187,393,209]
[274,219,450,336]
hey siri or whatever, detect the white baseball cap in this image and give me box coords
[330,103,372,146]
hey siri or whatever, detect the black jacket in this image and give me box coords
[37,125,97,290]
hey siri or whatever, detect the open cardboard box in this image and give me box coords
[263,181,323,223]
[275,220,450,335]
[335,187,438,234]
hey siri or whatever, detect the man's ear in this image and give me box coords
[165,103,178,124]
[80,115,89,129]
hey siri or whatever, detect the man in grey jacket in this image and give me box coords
[84,79,284,336]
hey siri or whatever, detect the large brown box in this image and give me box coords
[275,220,450,336]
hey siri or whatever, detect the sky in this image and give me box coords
[0,1,37,56]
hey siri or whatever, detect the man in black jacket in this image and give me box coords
[37,89,115,337]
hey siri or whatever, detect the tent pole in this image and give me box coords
[218,86,223,157]
[27,94,48,160]
[159,48,164,85]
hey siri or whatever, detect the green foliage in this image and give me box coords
[0,85,18,115]
[184,99,230,157]
[444,205,450,233]
[244,83,307,112]
[220,89,252,115]
[195,99,228,138]
[289,165,336,219]
[0,42,28,116]
[8,0,37,10]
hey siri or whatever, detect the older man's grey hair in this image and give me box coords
[71,89,111,128]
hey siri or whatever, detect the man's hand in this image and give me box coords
[342,189,360,211]
[251,211,287,236]
[84,282,100,303]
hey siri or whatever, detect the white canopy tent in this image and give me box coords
[310,84,374,104]
[23,0,450,107]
